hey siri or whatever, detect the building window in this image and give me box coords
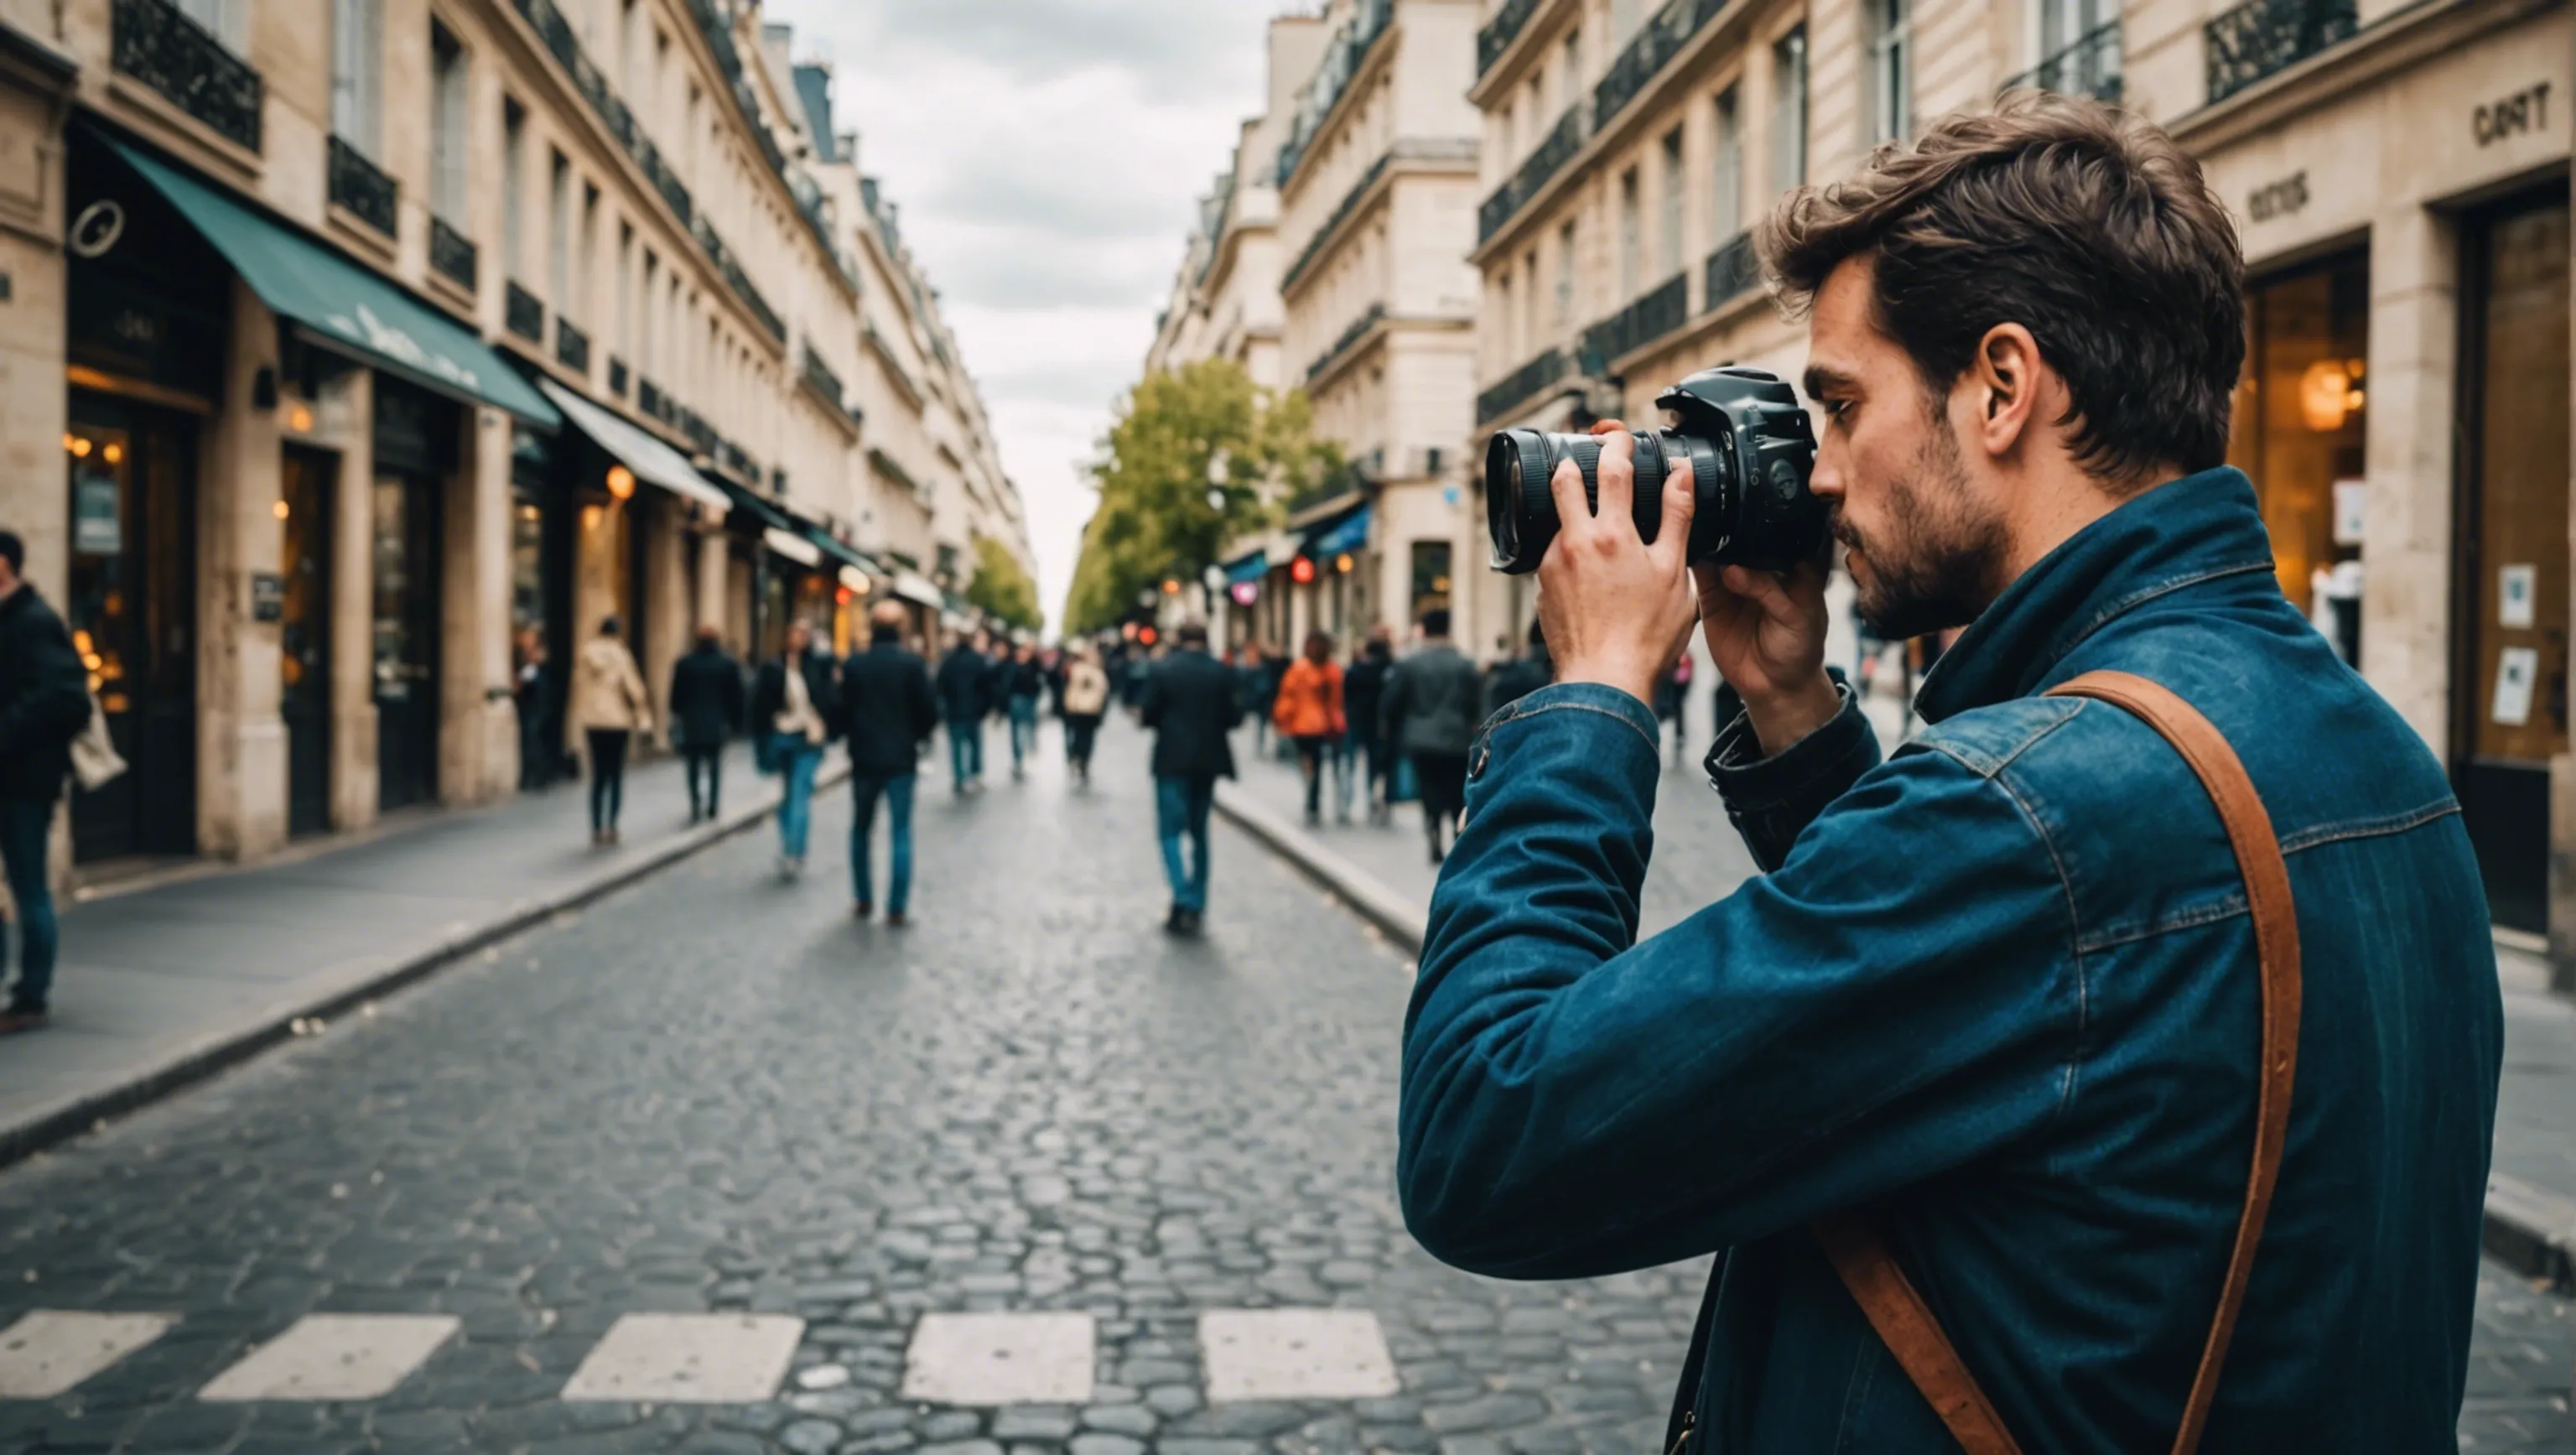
[1525,74,1543,148]
[548,152,571,309]
[1870,0,1912,143]
[640,249,659,377]
[1524,247,1541,350]
[1561,27,1581,101]
[429,23,466,222]
[617,223,635,356]
[579,183,598,320]
[1772,28,1809,190]
[501,97,526,280]
[1618,168,1641,298]
[1410,540,1453,623]
[1712,86,1742,241]
[176,0,247,53]
[2226,252,2368,652]
[1555,221,1576,325]
[2038,0,2109,65]
[1496,272,1514,359]
[1659,127,1685,275]
[331,0,382,158]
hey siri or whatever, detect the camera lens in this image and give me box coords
[1483,429,1715,574]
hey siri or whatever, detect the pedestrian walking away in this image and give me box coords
[1343,628,1394,824]
[569,616,652,845]
[1379,607,1481,864]
[1273,631,1347,825]
[1485,617,1553,717]
[839,601,939,925]
[1139,621,1241,934]
[1400,98,2502,1453]
[1060,643,1111,783]
[934,631,990,794]
[513,628,558,790]
[1005,642,1045,781]
[0,529,96,1035]
[751,621,838,878]
[981,634,1018,774]
[667,624,745,824]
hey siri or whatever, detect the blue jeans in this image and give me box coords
[773,735,822,860]
[1007,695,1040,767]
[850,772,917,914]
[946,715,984,790]
[0,798,55,1011]
[1155,775,1215,913]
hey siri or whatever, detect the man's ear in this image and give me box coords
[1969,323,2044,459]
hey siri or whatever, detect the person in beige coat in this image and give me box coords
[569,616,652,844]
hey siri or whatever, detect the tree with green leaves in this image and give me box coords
[963,534,1042,632]
[1063,358,1342,633]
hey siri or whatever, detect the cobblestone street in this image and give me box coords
[0,717,2561,1452]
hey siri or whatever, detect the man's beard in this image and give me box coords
[1836,418,2007,642]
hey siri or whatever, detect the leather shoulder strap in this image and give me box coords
[1812,670,2301,1455]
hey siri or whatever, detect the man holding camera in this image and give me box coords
[1399,97,2500,1452]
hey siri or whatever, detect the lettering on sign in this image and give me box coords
[2474,81,2552,146]
[2246,171,2309,223]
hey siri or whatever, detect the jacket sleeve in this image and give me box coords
[1139,669,1165,731]
[1706,675,1879,871]
[724,663,745,731]
[0,611,91,759]
[1400,683,2082,1281]
[1328,668,1347,735]
[1379,663,1409,746]
[912,663,939,743]
[621,652,653,728]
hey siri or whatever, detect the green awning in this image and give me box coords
[107,138,559,427]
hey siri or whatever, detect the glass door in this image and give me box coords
[279,446,335,838]
[372,470,443,812]
[2454,188,2572,933]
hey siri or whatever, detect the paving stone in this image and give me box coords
[1069,1435,1146,1455]
[901,1313,1095,1406]
[1080,1404,1160,1437]
[198,1314,461,1401]
[1197,1311,1399,1404]
[560,1315,805,1404]
[0,1311,176,1399]
[992,1406,1080,1440]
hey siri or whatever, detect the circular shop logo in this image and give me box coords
[68,200,125,258]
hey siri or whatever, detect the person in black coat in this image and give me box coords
[1341,629,1394,824]
[839,600,941,924]
[1484,616,1552,716]
[932,631,989,793]
[0,531,93,1033]
[1138,623,1242,935]
[667,626,745,824]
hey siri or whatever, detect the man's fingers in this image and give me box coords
[1588,420,1634,538]
[1722,564,1794,620]
[1652,445,1696,570]
[1545,455,1589,545]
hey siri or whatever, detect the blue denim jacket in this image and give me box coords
[1400,469,2501,1452]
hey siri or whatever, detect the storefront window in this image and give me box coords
[2227,252,2368,663]
[1409,541,1452,628]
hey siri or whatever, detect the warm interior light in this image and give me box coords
[288,405,315,433]
[605,465,636,500]
[1334,553,1353,574]
[1161,578,1181,595]
[2298,360,2357,433]
[272,500,290,520]
[68,436,91,458]
[101,443,124,465]
[581,504,605,531]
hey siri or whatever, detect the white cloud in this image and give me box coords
[765,0,1273,629]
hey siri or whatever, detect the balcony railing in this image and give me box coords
[556,318,589,373]
[1703,231,1759,311]
[2007,21,2123,102]
[1477,347,1568,425]
[2205,0,2355,104]
[1283,153,1392,294]
[1593,0,1733,133]
[1583,273,1688,368]
[1478,0,1543,75]
[429,216,477,292]
[1275,0,1396,189]
[505,282,545,343]
[638,377,667,423]
[1479,102,1589,245]
[801,345,848,412]
[112,0,263,153]
[327,136,398,236]
[1305,302,1388,385]
[608,356,629,397]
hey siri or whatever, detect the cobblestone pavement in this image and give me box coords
[0,715,2560,1452]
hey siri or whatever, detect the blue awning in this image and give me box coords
[1222,551,1269,585]
[1303,505,1371,559]
[106,138,559,427]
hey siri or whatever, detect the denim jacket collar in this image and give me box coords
[1914,465,2281,724]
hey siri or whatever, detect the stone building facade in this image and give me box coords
[0,0,1025,885]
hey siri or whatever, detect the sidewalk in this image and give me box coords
[1214,699,2576,1292]
[0,740,833,1165]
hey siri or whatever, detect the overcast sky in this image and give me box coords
[764,0,1281,631]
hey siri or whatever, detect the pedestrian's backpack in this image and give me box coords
[70,689,127,791]
[1810,671,2298,1455]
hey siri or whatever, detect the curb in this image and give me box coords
[1210,780,1428,955]
[1218,781,2576,1299]
[0,765,849,1170]
[2484,1173,2576,1294]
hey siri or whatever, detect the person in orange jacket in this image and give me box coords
[1272,630,1347,826]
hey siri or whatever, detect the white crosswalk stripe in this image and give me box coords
[559,1312,804,1403]
[197,1313,460,1401]
[900,1311,1096,1406]
[0,1312,177,1400]
[1199,1308,1401,1402]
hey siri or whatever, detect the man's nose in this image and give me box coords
[1807,438,1847,502]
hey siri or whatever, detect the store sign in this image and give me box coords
[2246,171,2309,223]
[249,572,285,624]
[2493,646,2540,726]
[72,470,120,554]
[2474,82,2552,147]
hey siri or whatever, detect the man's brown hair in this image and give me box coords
[1758,93,2245,484]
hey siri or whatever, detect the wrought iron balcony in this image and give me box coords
[607,356,629,397]
[1703,231,1759,311]
[2007,21,2123,102]
[505,282,545,343]
[556,318,589,373]
[1275,0,1395,189]
[1583,273,1688,369]
[1478,0,1543,75]
[328,135,397,237]
[1283,153,1391,294]
[1478,103,1588,245]
[112,0,263,153]
[429,216,477,292]
[2206,0,2355,104]
[801,346,847,410]
[1477,347,1569,426]
[1304,303,1388,385]
[1593,0,1733,133]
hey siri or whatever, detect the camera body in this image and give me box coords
[1483,366,1827,574]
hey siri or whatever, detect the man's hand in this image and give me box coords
[1692,555,1837,756]
[1536,423,1699,710]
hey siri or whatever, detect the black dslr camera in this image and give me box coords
[1483,366,1826,574]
